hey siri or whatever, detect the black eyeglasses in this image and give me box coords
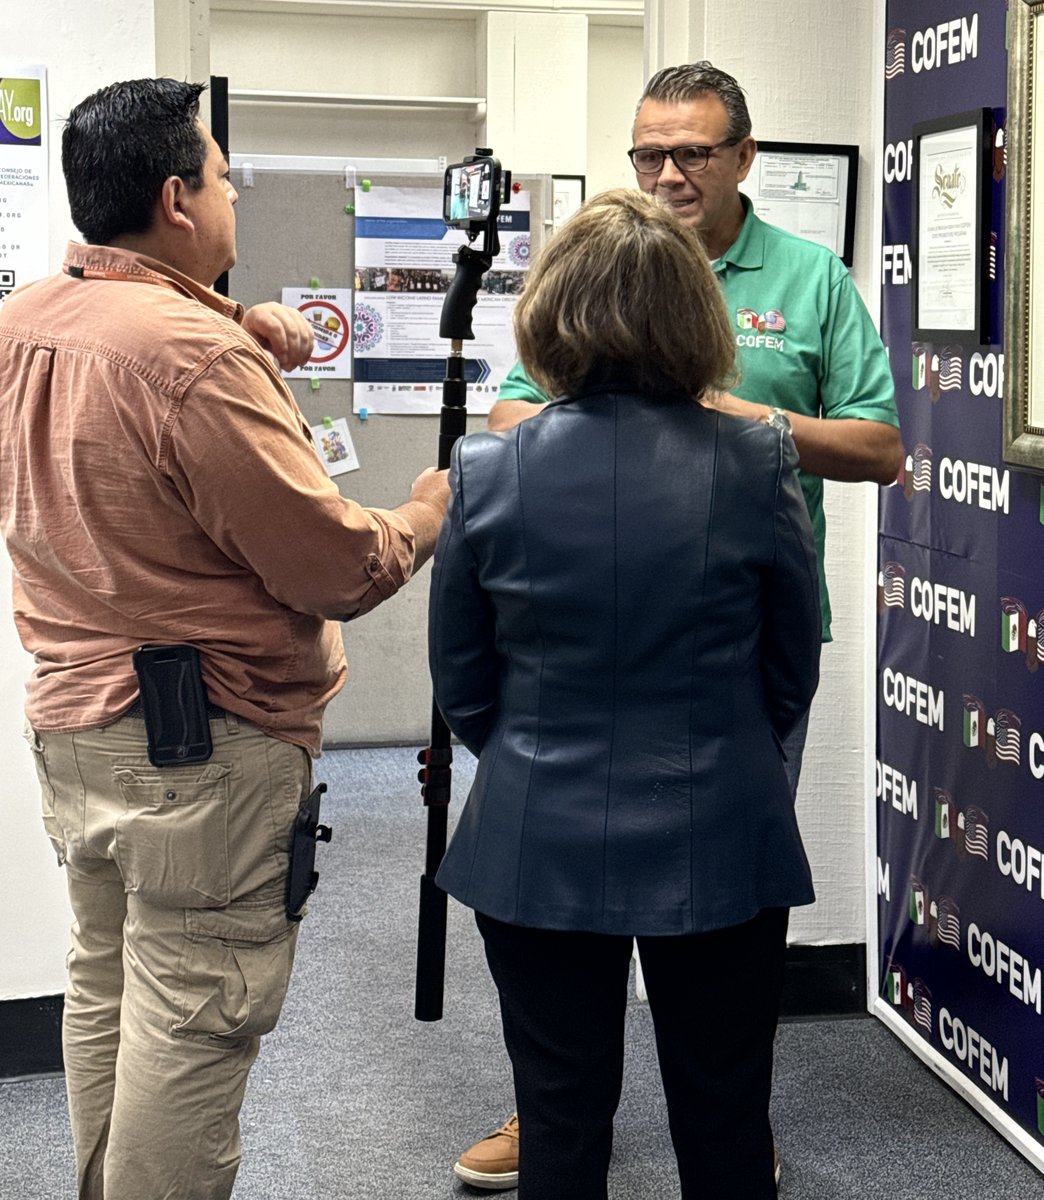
[627,140,741,175]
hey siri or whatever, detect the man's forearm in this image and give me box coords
[787,413,903,484]
[703,392,903,485]
[394,499,446,571]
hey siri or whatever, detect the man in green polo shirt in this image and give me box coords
[452,60,902,1194]
[489,70,900,650]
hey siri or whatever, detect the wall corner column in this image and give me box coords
[478,10,588,177]
[154,0,211,115]
[644,0,706,79]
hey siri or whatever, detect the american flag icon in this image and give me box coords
[1036,611,1044,662]
[938,347,963,392]
[935,897,961,950]
[911,978,932,1032]
[995,709,1021,765]
[990,231,998,281]
[963,807,989,860]
[885,30,906,79]
[928,352,941,399]
[882,562,906,608]
[910,444,932,492]
[761,309,786,333]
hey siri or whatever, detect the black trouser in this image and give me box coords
[476,907,790,1200]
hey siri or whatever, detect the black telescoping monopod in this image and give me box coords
[415,150,509,1022]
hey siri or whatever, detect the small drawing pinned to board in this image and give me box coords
[311,417,360,477]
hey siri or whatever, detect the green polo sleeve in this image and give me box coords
[498,361,552,404]
[820,264,899,426]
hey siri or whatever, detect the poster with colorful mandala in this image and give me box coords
[352,302,383,354]
[353,186,531,414]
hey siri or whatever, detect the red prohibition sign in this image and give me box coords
[298,300,350,364]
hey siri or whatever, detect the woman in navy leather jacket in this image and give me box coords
[428,189,821,1200]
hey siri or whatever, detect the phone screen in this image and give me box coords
[443,160,495,228]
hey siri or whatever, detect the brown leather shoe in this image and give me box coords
[452,1112,520,1190]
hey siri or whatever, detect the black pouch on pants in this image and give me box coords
[287,782,332,920]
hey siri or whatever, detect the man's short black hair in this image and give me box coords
[61,78,208,245]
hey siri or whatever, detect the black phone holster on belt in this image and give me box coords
[132,644,213,767]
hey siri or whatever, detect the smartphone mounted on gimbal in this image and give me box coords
[442,155,503,234]
[438,150,511,341]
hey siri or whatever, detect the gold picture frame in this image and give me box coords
[1005,0,1044,471]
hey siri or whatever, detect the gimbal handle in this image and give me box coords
[440,244,495,342]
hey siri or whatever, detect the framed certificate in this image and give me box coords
[552,175,586,231]
[911,108,991,346]
[739,142,858,266]
[1005,0,1044,471]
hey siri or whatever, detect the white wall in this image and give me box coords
[1,0,156,1000]
[210,6,620,177]
[587,24,646,195]
[480,10,589,174]
[210,8,480,160]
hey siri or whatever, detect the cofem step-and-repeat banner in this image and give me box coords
[876,0,1044,1170]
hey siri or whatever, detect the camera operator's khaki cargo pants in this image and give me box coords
[25,711,311,1200]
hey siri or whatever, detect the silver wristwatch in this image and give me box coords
[762,406,792,434]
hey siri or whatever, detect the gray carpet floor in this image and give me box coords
[1,745,1041,1198]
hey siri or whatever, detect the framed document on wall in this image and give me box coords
[739,141,858,266]
[552,175,585,231]
[911,107,991,346]
[1005,0,1044,472]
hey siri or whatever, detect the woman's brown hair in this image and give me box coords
[513,188,737,399]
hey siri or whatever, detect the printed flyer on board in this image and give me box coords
[353,186,530,415]
[0,66,48,305]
